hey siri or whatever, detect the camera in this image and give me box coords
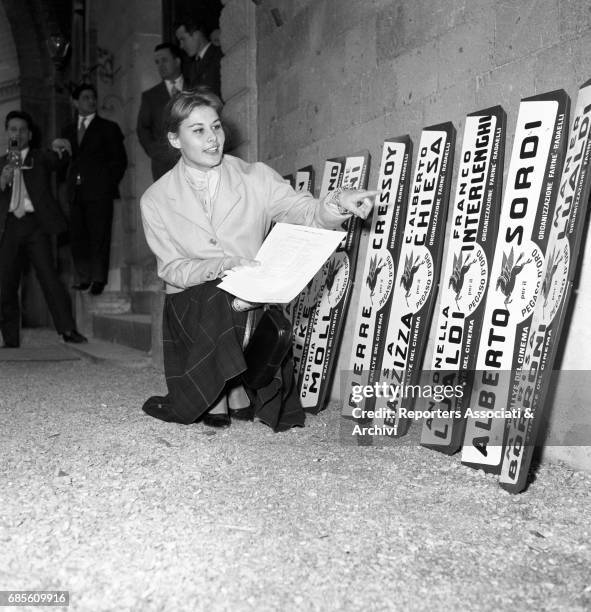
[7,137,21,168]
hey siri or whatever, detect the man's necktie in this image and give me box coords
[77,118,86,145]
[9,168,26,219]
[170,83,179,96]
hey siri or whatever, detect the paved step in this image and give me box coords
[92,312,152,352]
[76,290,132,315]
[65,335,152,368]
[130,291,157,315]
[0,345,80,362]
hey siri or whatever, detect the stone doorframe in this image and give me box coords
[220,0,258,162]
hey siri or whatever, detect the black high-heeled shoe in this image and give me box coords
[229,405,255,421]
[202,413,231,428]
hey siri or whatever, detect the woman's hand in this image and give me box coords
[337,189,380,219]
[221,256,260,276]
[219,257,261,311]
[231,298,261,312]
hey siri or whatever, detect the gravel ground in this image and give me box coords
[1,330,590,612]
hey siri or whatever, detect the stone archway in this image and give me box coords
[1,0,73,146]
[0,1,20,151]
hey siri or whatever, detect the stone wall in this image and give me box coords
[89,0,162,293]
[251,0,591,470]
[220,0,258,161]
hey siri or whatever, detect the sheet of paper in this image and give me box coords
[218,223,345,303]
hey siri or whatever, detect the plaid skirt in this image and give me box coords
[161,281,305,431]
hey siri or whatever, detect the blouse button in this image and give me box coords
[209,238,217,245]
[206,272,213,279]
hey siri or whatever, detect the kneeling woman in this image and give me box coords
[140,87,376,430]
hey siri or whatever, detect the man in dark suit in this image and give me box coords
[137,43,183,181]
[61,83,127,295]
[0,110,86,347]
[175,18,223,97]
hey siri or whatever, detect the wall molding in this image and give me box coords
[0,77,20,102]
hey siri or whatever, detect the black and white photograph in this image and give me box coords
[1,0,590,610]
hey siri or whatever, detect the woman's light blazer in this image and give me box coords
[140,154,344,293]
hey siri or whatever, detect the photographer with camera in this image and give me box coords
[0,110,86,348]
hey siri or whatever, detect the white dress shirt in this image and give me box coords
[79,113,96,130]
[184,165,220,218]
[198,43,211,60]
[9,147,34,214]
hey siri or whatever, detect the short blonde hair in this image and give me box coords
[164,86,223,135]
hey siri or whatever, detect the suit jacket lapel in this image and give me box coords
[163,81,173,100]
[165,158,242,235]
[212,158,241,228]
[154,81,170,105]
[63,123,79,155]
[0,154,9,218]
[24,149,34,167]
[78,115,101,149]
[201,45,217,68]
[195,45,214,78]
[21,150,34,193]
[166,161,215,235]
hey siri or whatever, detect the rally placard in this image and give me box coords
[342,137,413,419]
[500,79,591,493]
[283,164,314,352]
[299,152,371,412]
[370,123,456,437]
[289,159,343,380]
[295,165,315,194]
[419,107,506,453]
[461,90,570,472]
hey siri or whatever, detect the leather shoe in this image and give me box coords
[142,395,184,423]
[72,282,91,291]
[62,330,88,343]
[1,342,19,348]
[89,281,105,295]
[202,413,231,428]
[229,405,255,421]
